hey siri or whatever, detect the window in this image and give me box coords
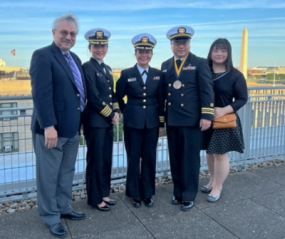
[0,102,17,121]
[0,132,19,153]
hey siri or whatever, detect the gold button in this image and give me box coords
[109,95,112,98]
[181,93,184,97]
[168,93,171,96]
[143,86,146,90]
[143,99,146,102]
[110,102,113,105]
[182,84,185,87]
[108,80,110,82]
[168,102,171,106]
[77,94,80,97]
[143,106,146,109]
[109,87,111,90]
[181,104,184,107]
[143,93,146,96]
[168,83,171,87]
[77,107,80,110]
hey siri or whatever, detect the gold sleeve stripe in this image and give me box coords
[202,107,214,111]
[112,102,119,110]
[202,109,214,112]
[100,105,112,117]
[159,116,165,122]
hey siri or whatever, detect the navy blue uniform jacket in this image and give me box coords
[30,42,87,138]
[159,53,214,126]
[82,58,120,128]
[116,65,163,129]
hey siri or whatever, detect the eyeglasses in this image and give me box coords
[172,40,189,47]
[59,30,77,38]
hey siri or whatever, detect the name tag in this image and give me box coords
[97,73,103,76]
[183,65,196,70]
[153,76,160,80]
[162,69,167,73]
[128,77,137,82]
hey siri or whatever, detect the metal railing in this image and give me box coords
[1,86,285,202]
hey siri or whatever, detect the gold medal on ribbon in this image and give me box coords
[173,54,188,90]
[173,80,182,89]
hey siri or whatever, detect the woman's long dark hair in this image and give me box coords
[207,38,233,70]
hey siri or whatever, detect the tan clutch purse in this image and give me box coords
[212,113,237,129]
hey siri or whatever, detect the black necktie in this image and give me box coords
[176,59,182,68]
[101,62,106,73]
[141,70,148,76]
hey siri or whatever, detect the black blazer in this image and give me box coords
[159,53,214,127]
[30,42,87,138]
[116,64,162,129]
[82,58,120,128]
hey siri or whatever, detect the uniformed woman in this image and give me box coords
[82,28,120,211]
[116,34,164,208]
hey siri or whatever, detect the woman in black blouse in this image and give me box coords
[201,38,248,202]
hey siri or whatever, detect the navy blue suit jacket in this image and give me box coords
[30,42,87,138]
[116,65,162,129]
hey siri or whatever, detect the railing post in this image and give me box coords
[241,99,252,171]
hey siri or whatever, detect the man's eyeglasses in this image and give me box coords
[172,40,190,47]
[60,30,77,38]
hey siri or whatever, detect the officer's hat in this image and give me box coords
[132,33,157,50]
[84,28,111,45]
[166,25,194,40]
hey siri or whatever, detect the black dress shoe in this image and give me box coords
[171,196,182,205]
[45,223,67,238]
[103,198,117,206]
[181,201,194,211]
[143,198,154,208]
[61,210,85,220]
[201,185,213,193]
[95,204,111,211]
[132,197,141,208]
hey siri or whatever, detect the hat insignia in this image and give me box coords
[142,37,149,43]
[95,31,104,39]
[178,27,186,34]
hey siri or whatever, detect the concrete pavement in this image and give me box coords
[1,164,285,239]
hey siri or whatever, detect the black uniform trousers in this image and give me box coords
[124,126,158,199]
[166,125,203,201]
[84,126,113,205]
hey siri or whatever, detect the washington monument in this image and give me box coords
[240,27,248,79]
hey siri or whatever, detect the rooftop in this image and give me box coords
[1,163,285,239]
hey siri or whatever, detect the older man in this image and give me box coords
[30,13,86,238]
[159,25,214,211]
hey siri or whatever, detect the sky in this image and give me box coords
[0,0,285,69]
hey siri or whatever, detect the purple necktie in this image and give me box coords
[64,53,85,112]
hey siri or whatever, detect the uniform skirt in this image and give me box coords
[202,113,245,154]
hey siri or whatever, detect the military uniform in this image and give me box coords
[82,28,120,207]
[116,34,163,203]
[159,25,214,208]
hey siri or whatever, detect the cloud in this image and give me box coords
[1,0,285,12]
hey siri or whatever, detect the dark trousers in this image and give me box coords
[84,126,113,205]
[166,126,203,201]
[124,126,159,199]
[33,133,79,225]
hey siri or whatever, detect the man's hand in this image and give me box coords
[158,127,165,137]
[44,126,58,148]
[200,119,211,131]
[112,112,120,125]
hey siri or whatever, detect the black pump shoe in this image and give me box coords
[103,198,117,206]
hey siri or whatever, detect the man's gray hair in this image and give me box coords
[52,13,78,32]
